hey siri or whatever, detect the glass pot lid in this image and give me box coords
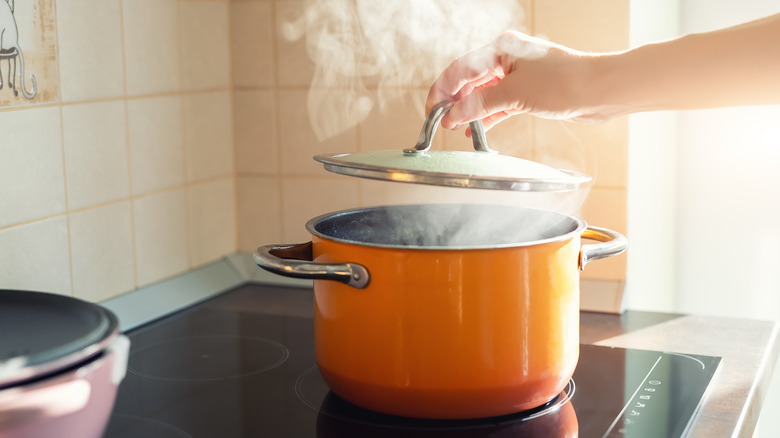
[314,101,591,192]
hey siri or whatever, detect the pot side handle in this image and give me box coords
[579,227,627,270]
[254,242,370,289]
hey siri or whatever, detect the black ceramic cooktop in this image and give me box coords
[104,284,721,438]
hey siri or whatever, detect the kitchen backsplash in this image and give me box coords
[0,0,627,303]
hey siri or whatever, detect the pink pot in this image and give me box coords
[0,290,130,438]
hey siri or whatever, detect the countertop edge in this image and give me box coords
[734,321,780,437]
[591,314,780,437]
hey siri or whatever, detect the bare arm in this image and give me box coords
[427,13,780,131]
[600,13,780,115]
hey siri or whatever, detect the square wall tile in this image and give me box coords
[180,1,231,90]
[0,107,66,228]
[183,91,234,182]
[278,90,357,175]
[580,187,627,281]
[69,201,135,302]
[479,114,534,157]
[439,127,475,153]
[133,189,189,287]
[275,1,315,87]
[517,0,533,31]
[236,176,281,252]
[358,179,564,210]
[359,179,469,207]
[188,178,237,267]
[281,176,359,242]
[0,0,59,107]
[357,91,428,152]
[438,113,534,156]
[122,0,181,95]
[0,217,71,296]
[231,2,275,87]
[534,0,629,51]
[127,95,185,195]
[534,118,627,189]
[62,100,130,210]
[57,0,125,102]
[234,90,277,174]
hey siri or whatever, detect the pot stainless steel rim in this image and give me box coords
[305,204,586,250]
[254,204,627,290]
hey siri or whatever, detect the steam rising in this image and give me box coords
[315,204,580,248]
[282,0,597,241]
[280,0,526,140]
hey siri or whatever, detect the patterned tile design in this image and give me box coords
[0,0,57,106]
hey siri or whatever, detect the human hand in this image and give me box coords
[426,31,612,135]
[428,13,780,135]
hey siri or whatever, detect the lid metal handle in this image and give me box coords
[404,101,496,155]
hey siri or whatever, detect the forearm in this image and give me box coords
[593,13,780,116]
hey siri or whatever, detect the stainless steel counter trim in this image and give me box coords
[101,260,245,332]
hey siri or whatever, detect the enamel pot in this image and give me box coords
[255,203,625,419]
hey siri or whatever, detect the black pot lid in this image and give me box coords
[0,290,119,388]
[314,101,591,192]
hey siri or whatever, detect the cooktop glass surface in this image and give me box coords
[104,284,721,438]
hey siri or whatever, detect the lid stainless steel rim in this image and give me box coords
[314,100,591,192]
[315,154,590,192]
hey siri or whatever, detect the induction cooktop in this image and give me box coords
[103,284,721,438]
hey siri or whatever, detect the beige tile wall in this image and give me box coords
[0,0,629,303]
[0,0,236,302]
[233,0,629,281]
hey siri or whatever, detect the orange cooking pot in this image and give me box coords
[255,203,625,419]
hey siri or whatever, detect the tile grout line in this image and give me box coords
[270,0,286,243]
[355,113,364,206]
[529,0,537,164]
[0,87,235,115]
[226,1,240,254]
[0,84,420,115]
[0,176,237,233]
[117,0,140,291]
[0,82,433,111]
[51,0,75,297]
[177,0,193,271]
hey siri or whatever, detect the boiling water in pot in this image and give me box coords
[311,204,581,249]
